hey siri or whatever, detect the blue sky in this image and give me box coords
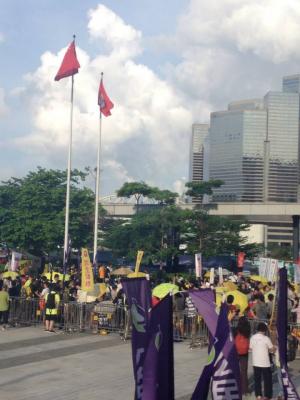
[1,1,300,195]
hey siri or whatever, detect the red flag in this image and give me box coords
[54,40,80,81]
[98,79,114,117]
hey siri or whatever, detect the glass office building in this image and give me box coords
[189,123,209,182]
[209,100,267,202]
[264,91,299,202]
[209,80,300,203]
[189,123,209,203]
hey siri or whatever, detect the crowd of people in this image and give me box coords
[0,264,299,399]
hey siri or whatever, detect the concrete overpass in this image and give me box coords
[101,201,300,259]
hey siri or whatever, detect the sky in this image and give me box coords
[1,0,300,196]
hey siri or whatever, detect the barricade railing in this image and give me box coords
[7,297,298,351]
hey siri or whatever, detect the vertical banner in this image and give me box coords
[209,268,215,285]
[142,295,175,400]
[11,251,22,272]
[135,250,144,274]
[195,253,202,278]
[190,295,241,400]
[269,259,278,282]
[259,257,268,277]
[218,267,223,285]
[122,278,152,400]
[237,252,245,269]
[277,267,300,399]
[81,248,94,292]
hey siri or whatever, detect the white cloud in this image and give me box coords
[177,0,300,63]
[10,4,193,195]
[87,4,142,59]
[6,1,300,194]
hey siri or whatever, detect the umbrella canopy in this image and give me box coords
[2,271,19,280]
[127,272,147,278]
[226,290,248,313]
[110,267,133,276]
[42,272,70,281]
[152,283,179,299]
[223,281,237,291]
[249,275,268,285]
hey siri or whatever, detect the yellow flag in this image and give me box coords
[81,248,94,292]
[134,250,144,274]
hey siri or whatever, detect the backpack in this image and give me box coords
[235,333,249,355]
[46,292,56,309]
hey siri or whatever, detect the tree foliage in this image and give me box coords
[185,179,224,198]
[105,180,258,265]
[117,181,153,205]
[0,167,96,256]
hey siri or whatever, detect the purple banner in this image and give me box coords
[190,291,241,400]
[122,278,152,400]
[142,295,174,400]
[277,267,300,399]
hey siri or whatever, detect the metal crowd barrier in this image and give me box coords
[7,297,298,352]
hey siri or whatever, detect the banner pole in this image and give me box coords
[63,71,74,266]
[93,73,103,264]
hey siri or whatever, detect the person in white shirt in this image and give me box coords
[250,322,276,400]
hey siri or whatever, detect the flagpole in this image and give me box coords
[63,36,76,267]
[93,73,103,264]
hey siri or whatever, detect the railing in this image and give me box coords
[7,297,299,355]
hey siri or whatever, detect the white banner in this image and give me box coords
[218,267,223,285]
[259,257,278,282]
[259,257,268,277]
[294,264,300,284]
[195,253,202,278]
[268,259,278,282]
[11,251,22,272]
[209,268,215,285]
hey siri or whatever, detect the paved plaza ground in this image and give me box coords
[0,327,300,400]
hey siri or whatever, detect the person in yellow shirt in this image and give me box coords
[45,287,60,333]
[0,282,9,330]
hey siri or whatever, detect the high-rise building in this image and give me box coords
[189,123,209,203]
[189,123,209,182]
[209,100,267,202]
[282,74,300,93]
[209,81,300,203]
[263,91,299,202]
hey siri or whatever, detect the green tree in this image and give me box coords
[183,207,250,256]
[148,188,178,205]
[185,179,223,202]
[117,181,152,207]
[0,167,96,256]
[103,206,186,264]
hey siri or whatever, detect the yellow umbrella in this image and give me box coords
[152,283,179,298]
[2,271,19,280]
[127,272,147,278]
[226,290,248,313]
[249,275,268,285]
[223,281,237,291]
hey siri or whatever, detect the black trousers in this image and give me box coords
[0,310,8,324]
[239,354,248,394]
[253,366,272,399]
